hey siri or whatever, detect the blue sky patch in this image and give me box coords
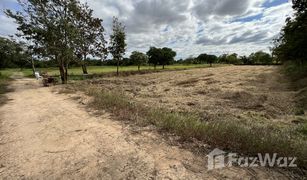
[263,0,289,8]
[233,13,264,22]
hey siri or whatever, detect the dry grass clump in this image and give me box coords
[296,87,307,111]
[175,78,199,87]
[222,90,267,109]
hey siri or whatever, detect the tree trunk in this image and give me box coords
[116,58,119,76]
[154,64,156,70]
[31,57,36,75]
[64,63,68,84]
[59,64,66,84]
[58,55,68,84]
[210,62,212,67]
[300,59,304,71]
[82,54,88,74]
[138,65,140,71]
[163,64,165,69]
[82,64,88,74]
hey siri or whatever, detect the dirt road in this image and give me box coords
[0,75,293,179]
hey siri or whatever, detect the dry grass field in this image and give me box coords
[86,66,301,126]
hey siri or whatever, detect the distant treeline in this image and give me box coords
[0,37,276,69]
[177,51,277,65]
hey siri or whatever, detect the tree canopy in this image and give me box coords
[146,47,176,69]
[74,2,107,74]
[249,51,272,65]
[0,37,31,69]
[5,0,107,83]
[197,53,217,66]
[273,0,307,67]
[109,17,126,75]
[130,51,148,71]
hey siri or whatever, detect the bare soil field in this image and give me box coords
[88,66,304,126]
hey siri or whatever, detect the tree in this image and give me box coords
[249,51,273,65]
[218,54,228,64]
[130,51,148,71]
[0,37,17,68]
[0,37,31,69]
[109,17,126,76]
[182,56,197,64]
[239,55,252,65]
[292,0,307,14]
[6,0,77,83]
[197,53,217,67]
[74,3,107,74]
[147,47,176,69]
[226,53,242,64]
[147,47,161,69]
[197,53,207,64]
[273,0,307,68]
[160,47,176,69]
[5,0,100,83]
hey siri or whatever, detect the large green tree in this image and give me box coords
[249,51,273,65]
[109,17,126,76]
[130,51,148,71]
[147,47,161,69]
[147,47,176,69]
[74,3,107,74]
[0,37,31,69]
[6,0,100,83]
[273,0,307,68]
[197,53,217,67]
[160,47,176,69]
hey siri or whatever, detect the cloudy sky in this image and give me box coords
[0,0,293,59]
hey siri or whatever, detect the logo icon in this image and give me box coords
[207,148,227,170]
[207,148,297,170]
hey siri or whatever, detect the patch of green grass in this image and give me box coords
[0,68,33,77]
[0,71,13,106]
[62,83,307,170]
[295,108,305,115]
[298,124,307,135]
[0,71,11,93]
[283,62,307,81]
[22,64,224,77]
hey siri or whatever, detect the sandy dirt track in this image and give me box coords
[0,73,294,179]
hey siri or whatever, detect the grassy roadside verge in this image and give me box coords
[68,66,221,80]
[20,64,227,80]
[0,71,13,106]
[32,64,225,77]
[61,83,307,171]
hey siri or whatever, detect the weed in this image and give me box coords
[297,123,307,136]
[295,108,305,115]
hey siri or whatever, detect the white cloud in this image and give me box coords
[0,0,294,59]
[0,14,17,37]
